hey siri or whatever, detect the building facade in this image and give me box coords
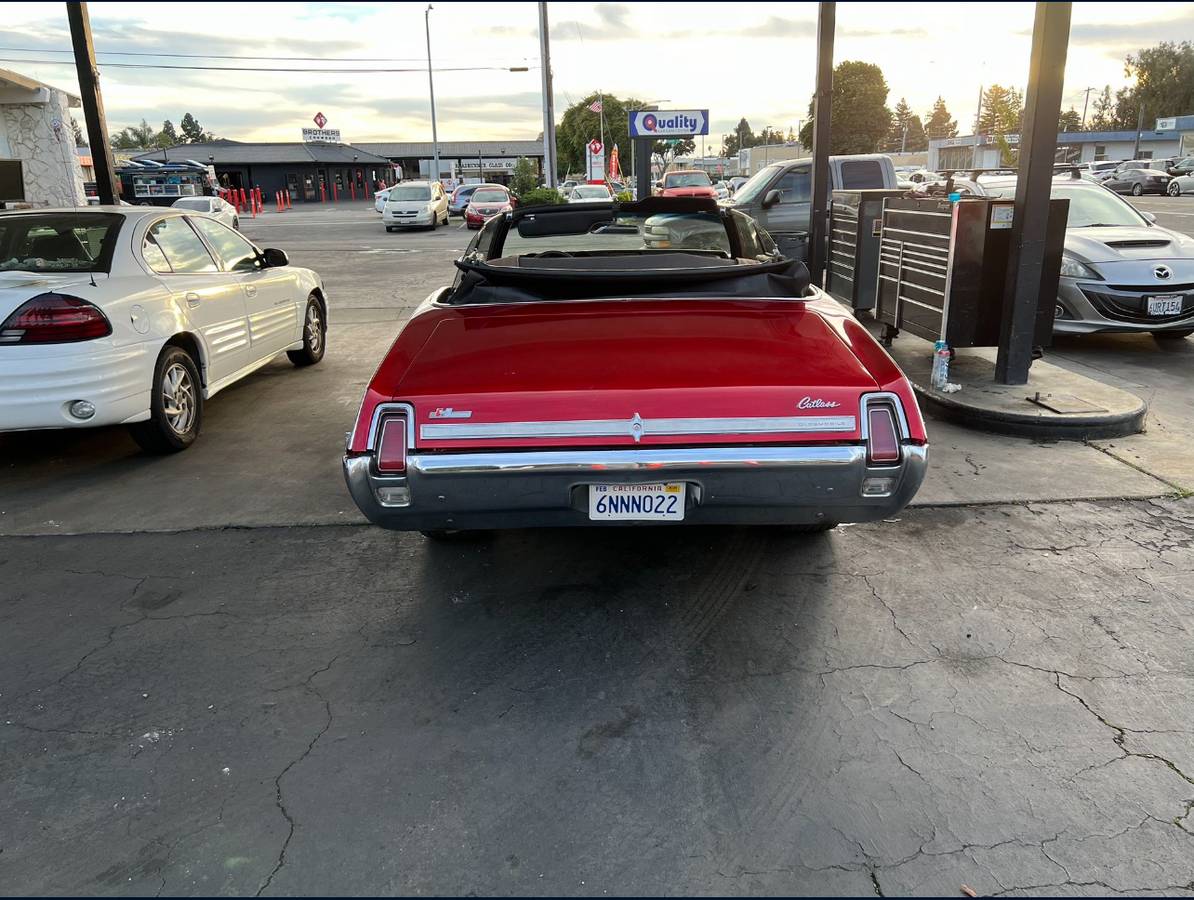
[134,140,394,203]
[928,119,1192,172]
[354,141,544,187]
[0,67,85,207]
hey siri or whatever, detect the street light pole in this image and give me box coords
[424,4,440,187]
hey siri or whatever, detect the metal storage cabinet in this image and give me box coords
[826,189,904,312]
[876,196,1067,347]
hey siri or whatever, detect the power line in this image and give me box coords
[0,44,528,64]
[0,57,534,74]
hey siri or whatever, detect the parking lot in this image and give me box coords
[2,199,1193,895]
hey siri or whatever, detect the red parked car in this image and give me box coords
[464,185,514,229]
[656,169,718,199]
[344,198,928,538]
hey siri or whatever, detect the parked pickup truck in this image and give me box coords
[722,154,898,260]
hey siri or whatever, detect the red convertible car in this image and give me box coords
[344,198,928,537]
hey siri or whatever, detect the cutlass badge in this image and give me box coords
[798,397,841,409]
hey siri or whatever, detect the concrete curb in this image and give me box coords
[886,336,1148,441]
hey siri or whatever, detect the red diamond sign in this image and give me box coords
[313,112,327,129]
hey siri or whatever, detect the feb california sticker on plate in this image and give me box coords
[589,483,685,521]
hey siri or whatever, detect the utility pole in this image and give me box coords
[1079,85,1095,128]
[537,1,557,188]
[424,5,440,187]
[995,1,1071,385]
[1132,106,1145,159]
[972,83,985,168]
[807,1,835,286]
[67,2,117,206]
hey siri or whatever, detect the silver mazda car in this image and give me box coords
[978,174,1194,339]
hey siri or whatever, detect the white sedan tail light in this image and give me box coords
[0,293,112,344]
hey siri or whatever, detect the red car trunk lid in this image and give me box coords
[393,300,878,449]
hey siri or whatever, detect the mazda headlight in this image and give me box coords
[1059,255,1101,280]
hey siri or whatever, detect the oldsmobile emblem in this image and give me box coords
[429,407,472,419]
[798,396,841,410]
[1154,265,1172,280]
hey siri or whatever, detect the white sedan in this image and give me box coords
[0,207,326,452]
[568,184,614,203]
[172,195,239,229]
[1167,173,1194,197]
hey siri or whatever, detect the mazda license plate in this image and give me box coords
[589,483,685,521]
[1148,294,1183,316]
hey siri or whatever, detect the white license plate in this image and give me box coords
[1148,295,1183,316]
[589,483,685,521]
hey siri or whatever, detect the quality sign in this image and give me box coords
[628,109,709,138]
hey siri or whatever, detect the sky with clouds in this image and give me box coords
[2,2,1192,149]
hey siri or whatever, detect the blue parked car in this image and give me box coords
[449,184,484,217]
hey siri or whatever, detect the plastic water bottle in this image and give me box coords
[931,340,950,390]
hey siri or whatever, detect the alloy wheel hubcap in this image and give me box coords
[306,304,323,354]
[161,362,195,434]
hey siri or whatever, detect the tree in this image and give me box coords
[510,157,537,195]
[1058,108,1082,133]
[110,118,157,150]
[1121,41,1194,129]
[978,84,1023,136]
[798,60,892,154]
[721,117,757,157]
[652,138,696,171]
[556,93,638,177]
[70,117,87,147]
[158,120,179,148]
[1089,85,1115,131]
[924,96,958,140]
[180,113,207,144]
[886,98,927,152]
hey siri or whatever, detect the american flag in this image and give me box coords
[588,99,603,113]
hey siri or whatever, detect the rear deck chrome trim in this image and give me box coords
[420,413,857,442]
[410,444,865,475]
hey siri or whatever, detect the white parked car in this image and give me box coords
[383,181,449,231]
[1166,173,1194,196]
[0,207,326,452]
[568,184,614,203]
[557,179,579,198]
[172,195,239,229]
[374,186,393,213]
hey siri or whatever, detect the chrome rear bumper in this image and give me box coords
[343,444,928,531]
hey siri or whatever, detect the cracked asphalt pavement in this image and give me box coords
[3,204,1194,895]
[3,500,1193,895]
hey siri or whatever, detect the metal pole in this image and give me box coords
[537,1,557,188]
[1132,106,1145,159]
[425,5,440,187]
[972,84,984,168]
[995,1,1071,385]
[478,148,483,183]
[67,2,117,206]
[807,1,835,285]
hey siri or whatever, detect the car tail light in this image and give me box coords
[0,293,112,345]
[866,404,901,465]
[376,415,408,473]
